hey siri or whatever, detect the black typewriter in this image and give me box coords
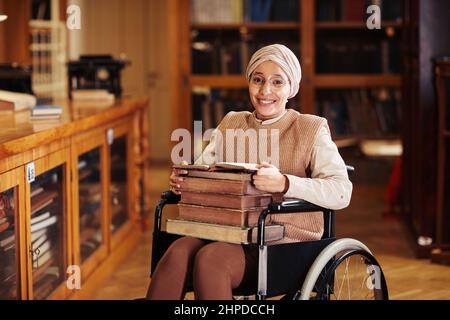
[67,54,130,98]
[0,63,33,94]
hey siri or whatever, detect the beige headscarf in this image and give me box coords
[245,44,301,99]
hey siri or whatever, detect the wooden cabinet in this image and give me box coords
[431,58,450,264]
[27,147,71,299]
[401,0,450,258]
[71,127,109,285]
[0,97,149,299]
[0,167,26,299]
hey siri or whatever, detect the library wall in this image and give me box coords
[72,0,178,162]
[0,1,4,62]
[0,0,31,64]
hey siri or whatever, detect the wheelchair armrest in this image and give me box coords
[154,191,180,232]
[160,190,181,204]
[268,199,329,214]
[346,165,354,174]
[257,199,333,246]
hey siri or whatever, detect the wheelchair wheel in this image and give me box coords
[296,238,388,300]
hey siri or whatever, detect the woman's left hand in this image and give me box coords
[253,162,288,193]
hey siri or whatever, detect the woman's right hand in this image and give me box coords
[170,168,188,195]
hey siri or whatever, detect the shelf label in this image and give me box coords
[107,128,114,145]
[26,162,35,183]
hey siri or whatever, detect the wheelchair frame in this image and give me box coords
[150,167,389,300]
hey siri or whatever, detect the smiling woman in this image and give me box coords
[248,61,291,120]
[147,43,352,300]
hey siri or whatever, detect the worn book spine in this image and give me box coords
[186,170,252,181]
[180,191,272,209]
[180,177,264,195]
[178,203,267,227]
[166,219,284,245]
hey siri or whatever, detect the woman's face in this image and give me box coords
[248,60,291,121]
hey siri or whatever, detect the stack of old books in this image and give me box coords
[166,162,285,244]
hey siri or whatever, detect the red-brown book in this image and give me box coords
[185,170,252,181]
[180,191,272,209]
[180,177,263,195]
[178,203,268,227]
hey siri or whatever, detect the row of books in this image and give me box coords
[30,169,62,299]
[192,33,400,76]
[316,0,402,22]
[30,29,54,90]
[78,152,103,262]
[316,34,401,74]
[0,191,17,299]
[191,0,299,24]
[192,32,299,75]
[167,163,284,244]
[316,88,401,138]
[110,140,129,233]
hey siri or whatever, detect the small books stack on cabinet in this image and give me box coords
[166,162,284,244]
[30,105,63,120]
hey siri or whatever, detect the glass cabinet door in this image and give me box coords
[29,159,67,300]
[110,135,129,234]
[0,167,25,300]
[77,148,103,262]
[0,188,17,299]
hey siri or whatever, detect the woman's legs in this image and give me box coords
[192,242,247,300]
[146,236,206,300]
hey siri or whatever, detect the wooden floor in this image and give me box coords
[88,166,450,300]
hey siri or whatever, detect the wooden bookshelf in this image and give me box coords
[191,75,247,87]
[314,74,401,88]
[191,22,300,29]
[177,0,403,145]
[315,21,402,29]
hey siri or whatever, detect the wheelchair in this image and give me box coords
[150,166,389,300]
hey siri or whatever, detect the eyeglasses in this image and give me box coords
[249,74,288,90]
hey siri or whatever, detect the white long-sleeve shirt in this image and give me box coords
[195,112,352,210]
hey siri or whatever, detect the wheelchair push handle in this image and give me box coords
[160,191,181,204]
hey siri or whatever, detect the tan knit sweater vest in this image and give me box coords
[216,109,329,243]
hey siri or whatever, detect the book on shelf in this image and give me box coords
[31,190,58,216]
[31,229,47,243]
[31,232,48,252]
[30,105,62,117]
[30,215,57,233]
[32,258,55,285]
[0,230,15,248]
[178,203,267,227]
[32,248,53,269]
[180,191,272,209]
[33,239,51,258]
[166,218,284,244]
[30,186,44,198]
[0,90,36,112]
[0,221,9,233]
[30,211,51,226]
